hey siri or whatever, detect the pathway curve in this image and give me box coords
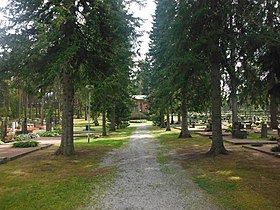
[92,124,220,210]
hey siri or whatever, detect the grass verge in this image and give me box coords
[0,125,136,210]
[151,126,280,210]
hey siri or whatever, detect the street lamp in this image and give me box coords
[86,85,94,143]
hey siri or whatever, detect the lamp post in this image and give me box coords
[86,85,94,143]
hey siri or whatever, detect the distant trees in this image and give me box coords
[0,0,137,155]
[148,0,280,155]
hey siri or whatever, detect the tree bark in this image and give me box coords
[208,56,227,155]
[40,96,45,125]
[270,96,278,129]
[177,112,181,123]
[46,116,52,132]
[18,89,21,123]
[1,120,7,140]
[179,92,191,138]
[29,97,33,120]
[23,92,28,119]
[166,108,171,131]
[102,97,107,136]
[56,67,75,156]
[110,105,116,132]
[160,110,165,128]
[269,73,278,129]
[230,81,238,130]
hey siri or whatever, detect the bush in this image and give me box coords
[13,141,39,148]
[271,146,280,152]
[129,120,147,123]
[15,134,31,141]
[251,142,263,147]
[269,136,279,141]
[53,125,62,134]
[40,131,60,137]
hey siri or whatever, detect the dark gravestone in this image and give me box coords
[22,118,28,134]
[232,130,247,139]
[232,121,247,139]
[261,122,268,138]
[206,123,212,131]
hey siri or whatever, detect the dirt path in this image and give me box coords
[91,124,219,210]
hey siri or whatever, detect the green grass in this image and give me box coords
[0,125,136,210]
[247,132,269,140]
[150,125,280,210]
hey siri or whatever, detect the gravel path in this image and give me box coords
[92,124,220,210]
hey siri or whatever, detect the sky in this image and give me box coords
[129,1,156,58]
[0,0,156,57]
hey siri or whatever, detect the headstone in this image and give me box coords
[232,130,247,139]
[12,121,16,132]
[261,122,267,138]
[22,118,28,134]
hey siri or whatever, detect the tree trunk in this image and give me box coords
[171,113,174,124]
[160,110,165,128]
[270,96,278,129]
[1,120,7,140]
[35,102,38,118]
[102,98,107,136]
[84,97,87,121]
[94,114,100,126]
[269,73,278,129]
[29,97,33,120]
[177,112,181,123]
[56,67,75,156]
[18,89,21,123]
[110,105,116,132]
[166,108,171,131]
[40,96,45,125]
[46,116,52,132]
[23,92,28,119]
[208,56,227,155]
[230,82,238,130]
[179,92,191,138]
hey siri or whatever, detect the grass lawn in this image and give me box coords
[152,126,280,210]
[0,125,136,210]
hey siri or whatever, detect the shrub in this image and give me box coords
[251,143,263,147]
[13,141,39,148]
[15,134,31,141]
[269,136,279,141]
[53,125,62,134]
[40,131,60,137]
[271,146,280,152]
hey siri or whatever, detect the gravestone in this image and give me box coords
[232,121,247,139]
[22,118,28,134]
[261,122,267,138]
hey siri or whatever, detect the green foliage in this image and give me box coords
[250,143,263,147]
[15,134,31,141]
[13,140,39,148]
[40,131,60,137]
[271,146,280,152]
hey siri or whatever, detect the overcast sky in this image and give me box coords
[0,0,156,57]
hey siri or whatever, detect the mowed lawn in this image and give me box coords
[152,127,280,210]
[0,125,136,210]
